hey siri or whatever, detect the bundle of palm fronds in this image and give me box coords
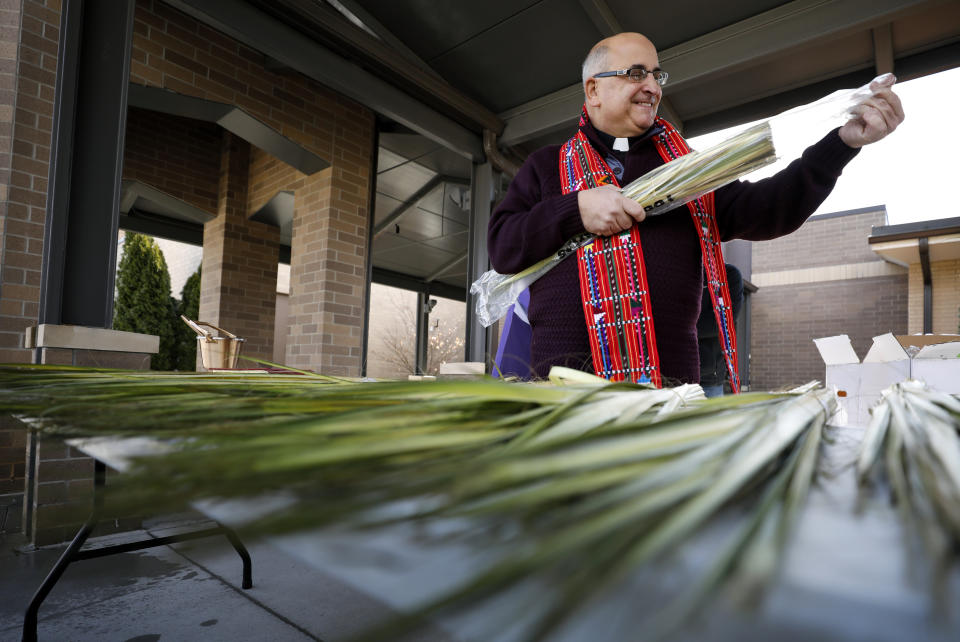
[470,123,776,328]
[0,364,832,640]
[620,122,776,216]
[857,380,960,602]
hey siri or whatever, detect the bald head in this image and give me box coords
[582,33,658,87]
[582,33,663,137]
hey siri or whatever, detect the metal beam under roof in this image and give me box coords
[660,0,932,89]
[372,267,466,302]
[258,0,503,134]
[499,0,942,146]
[374,175,457,237]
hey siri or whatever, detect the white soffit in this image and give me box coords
[870,233,960,266]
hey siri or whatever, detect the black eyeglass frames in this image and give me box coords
[592,67,669,86]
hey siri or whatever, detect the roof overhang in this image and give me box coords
[869,216,960,266]
[869,234,960,266]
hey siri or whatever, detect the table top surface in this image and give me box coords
[67,424,960,642]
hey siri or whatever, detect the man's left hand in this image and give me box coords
[838,75,905,148]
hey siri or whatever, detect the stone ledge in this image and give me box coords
[751,260,907,288]
[24,325,159,354]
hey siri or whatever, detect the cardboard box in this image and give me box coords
[906,341,960,395]
[812,335,862,425]
[814,333,960,426]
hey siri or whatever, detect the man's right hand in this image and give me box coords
[577,185,647,236]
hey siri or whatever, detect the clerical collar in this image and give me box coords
[590,123,663,152]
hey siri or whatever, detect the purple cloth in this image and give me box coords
[488,120,859,383]
[493,289,532,378]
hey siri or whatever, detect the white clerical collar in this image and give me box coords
[613,137,630,151]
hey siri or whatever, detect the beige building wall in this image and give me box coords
[908,259,960,334]
[750,208,909,390]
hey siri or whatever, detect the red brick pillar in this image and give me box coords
[285,111,373,376]
[0,0,70,546]
[0,415,27,535]
[25,436,94,546]
[0,0,61,364]
[200,131,280,365]
[22,427,142,546]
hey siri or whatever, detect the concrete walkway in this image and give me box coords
[0,517,455,642]
[5,502,960,642]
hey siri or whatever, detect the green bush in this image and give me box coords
[113,233,179,370]
[176,265,202,370]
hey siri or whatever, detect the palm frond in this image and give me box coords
[857,380,960,605]
[0,364,832,640]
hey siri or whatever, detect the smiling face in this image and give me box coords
[583,34,662,137]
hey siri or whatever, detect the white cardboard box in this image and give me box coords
[912,341,960,394]
[812,335,862,425]
[814,333,960,425]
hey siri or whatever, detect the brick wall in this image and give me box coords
[2,0,376,542]
[27,437,93,546]
[123,106,221,214]
[199,131,279,361]
[0,415,27,534]
[908,258,960,334]
[247,143,300,213]
[285,127,373,375]
[0,0,61,541]
[246,125,375,376]
[130,0,349,167]
[752,209,887,272]
[748,209,909,390]
[0,0,60,364]
[750,274,909,389]
[131,0,375,375]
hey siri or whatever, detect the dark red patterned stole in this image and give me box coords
[559,108,740,391]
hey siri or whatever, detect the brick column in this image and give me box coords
[0,0,60,364]
[25,436,94,546]
[0,415,27,535]
[286,110,373,375]
[21,431,140,547]
[200,131,279,363]
[0,0,68,545]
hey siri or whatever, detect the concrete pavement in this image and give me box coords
[0,516,456,642]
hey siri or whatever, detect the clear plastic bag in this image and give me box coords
[472,74,897,326]
[471,233,593,327]
[767,73,896,162]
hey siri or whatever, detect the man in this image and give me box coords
[698,264,744,397]
[487,32,903,386]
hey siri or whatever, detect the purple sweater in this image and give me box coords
[487,120,859,383]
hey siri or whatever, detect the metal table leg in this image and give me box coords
[21,460,106,642]
[21,459,254,640]
[221,526,253,589]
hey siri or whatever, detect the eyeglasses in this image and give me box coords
[592,66,669,86]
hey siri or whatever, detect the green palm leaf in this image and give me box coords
[0,364,834,640]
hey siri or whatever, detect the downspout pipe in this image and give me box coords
[483,129,522,179]
[919,237,932,333]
